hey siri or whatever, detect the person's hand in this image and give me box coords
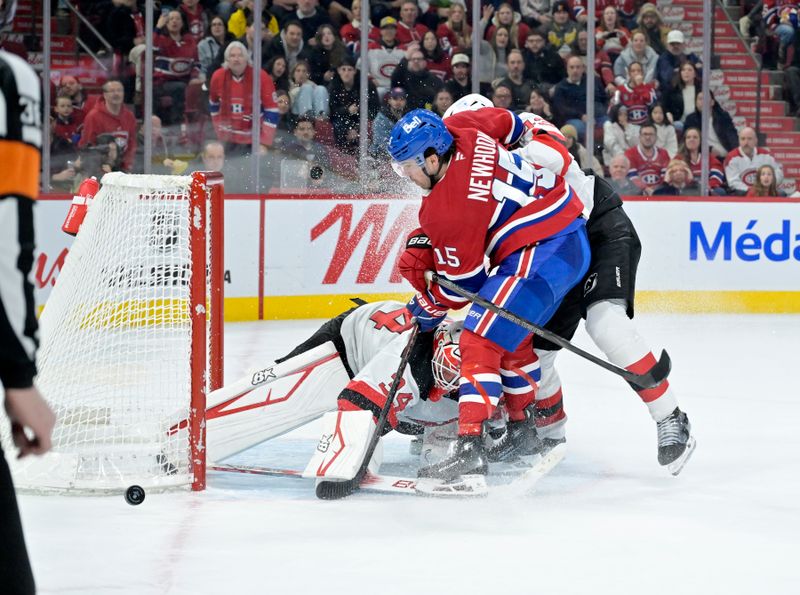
[606,83,616,96]
[259,144,268,155]
[398,229,433,293]
[581,114,588,122]
[643,186,655,196]
[348,103,358,115]
[482,4,494,20]
[406,291,447,332]
[346,128,359,140]
[156,13,168,29]
[666,111,674,124]
[4,386,56,458]
[101,164,112,173]
[537,13,551,25]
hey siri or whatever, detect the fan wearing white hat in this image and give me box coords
[656,28,703,91]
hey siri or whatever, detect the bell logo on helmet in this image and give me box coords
[402,115,423,134]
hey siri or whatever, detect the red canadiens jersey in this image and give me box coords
[625,145,670,189]
[338,301,458,428]
[209,66,279,146]
[614,82,657,125]
[419,108,585,308]
[78,101,138,171]
[573,0,640,19]
[395,22,429,45]
[340,21,380,50]
[683,154,725,189]
[53,113,83,145]
[180,4,208,42]
[154,33,200,82]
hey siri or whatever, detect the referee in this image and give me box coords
[1,49,56,595]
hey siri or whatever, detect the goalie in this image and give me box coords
[203,300,465,466]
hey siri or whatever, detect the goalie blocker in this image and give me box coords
[201,301,460,466]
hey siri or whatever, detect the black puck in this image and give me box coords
[125,485,146,505]
[309,165,323,180]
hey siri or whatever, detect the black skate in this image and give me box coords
[487,419,542,462]
[539,436,566,456]
[417,435,488,482]
[657,407,696,476]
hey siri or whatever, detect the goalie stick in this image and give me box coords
[315,322,421,500]
[425,271,671,390]
[210,443,565,498]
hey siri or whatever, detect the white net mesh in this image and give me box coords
[1,173,214,493]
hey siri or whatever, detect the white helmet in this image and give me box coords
[432,320,464,391]
[443,93,493,119]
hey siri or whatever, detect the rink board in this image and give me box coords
[34,193,800,318]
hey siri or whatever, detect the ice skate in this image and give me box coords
[539,436,566,455]
[657,407,696,475]
[486,419,542,462]
[417,435,487,482]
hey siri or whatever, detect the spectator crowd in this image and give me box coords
[27,0,790,195]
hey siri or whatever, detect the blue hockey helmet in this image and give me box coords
[388,109,454,169]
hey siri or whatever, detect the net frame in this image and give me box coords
[1,172,224,493]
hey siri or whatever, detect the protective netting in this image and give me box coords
[1,173,212,493]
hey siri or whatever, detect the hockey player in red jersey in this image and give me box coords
[442,94,695,475]
[388,109,590,481]
[208,41,279,151]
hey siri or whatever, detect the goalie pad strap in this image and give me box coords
[338,385,397,435]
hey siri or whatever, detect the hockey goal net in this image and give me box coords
[1,172,224,493]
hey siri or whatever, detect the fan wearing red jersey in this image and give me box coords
[208,41,279,153]
[625,122,670,195]
[388,109,590,482]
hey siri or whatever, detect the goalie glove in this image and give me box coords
[407,290,448,332]
[398,228,434,294]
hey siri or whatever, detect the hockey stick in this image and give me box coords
[212,447,564,498]
[426,272,670,390]
[315,322,421,500]
[211,463,422,495]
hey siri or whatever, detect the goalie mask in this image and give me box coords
[432,320,463,392]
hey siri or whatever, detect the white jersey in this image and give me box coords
[340,301,458,427]
[513,111,596,216]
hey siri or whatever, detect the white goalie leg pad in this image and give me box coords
[203,342,351,463]
[303,410,383,480]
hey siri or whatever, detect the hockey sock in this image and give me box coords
[585,300,678,422]
[500,334,540,421]
[533,349,567,439]
[457,330,504,436]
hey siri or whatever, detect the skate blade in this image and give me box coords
[490,454,542,476]
[414,474,488,498]
[667,436,696,476]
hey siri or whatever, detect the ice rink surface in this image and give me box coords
[17,313,800,595]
